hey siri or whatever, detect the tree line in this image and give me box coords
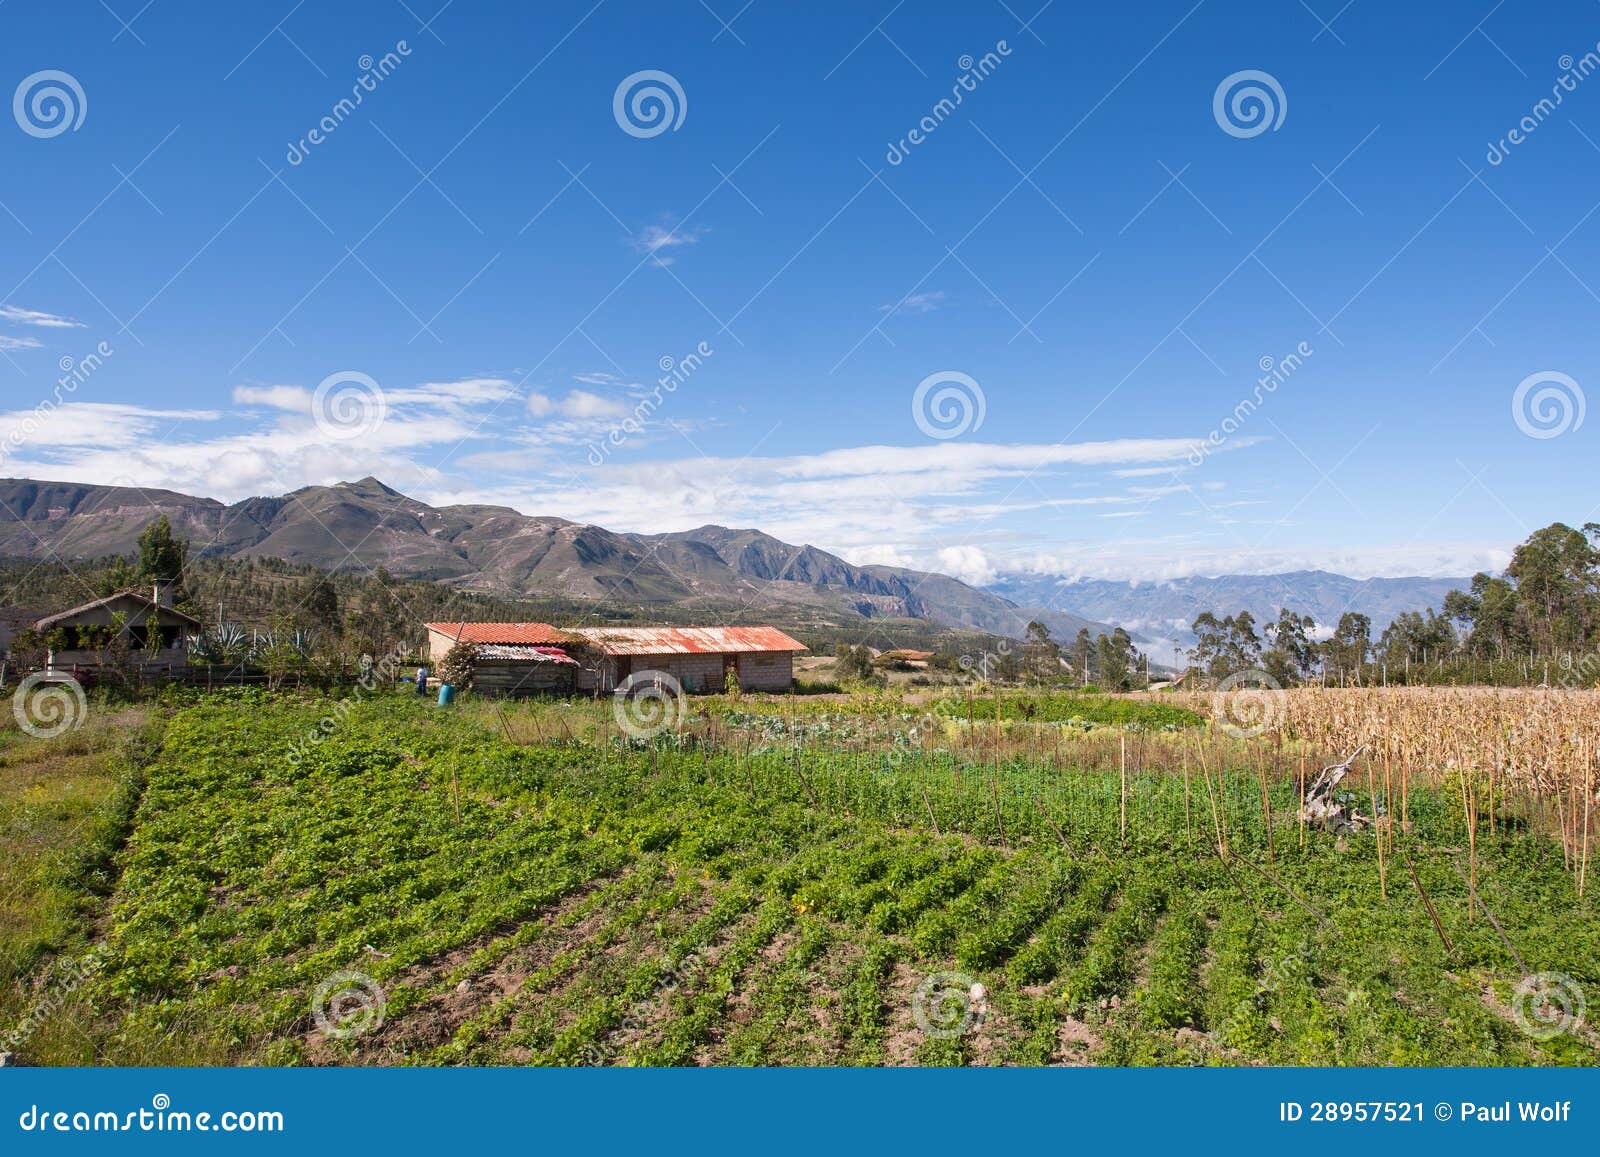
[833,620,1149,691]
[1189,521,1600,688]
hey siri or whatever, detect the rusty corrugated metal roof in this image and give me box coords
[474,644,579,664]
[570,625,808,656]
[425,622,573,645]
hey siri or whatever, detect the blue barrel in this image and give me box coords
[437,683,455,706]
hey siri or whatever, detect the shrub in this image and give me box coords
[437,641,478,689]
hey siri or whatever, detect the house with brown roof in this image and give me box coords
[32,583,201,677]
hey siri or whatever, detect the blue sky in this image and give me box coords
[1,0,1597,583]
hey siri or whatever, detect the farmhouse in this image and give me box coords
[874,648,934,670]
[31,584,200,676]
[423,621,808,695]
[568,626,807,693]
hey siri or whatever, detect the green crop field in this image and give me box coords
[2,691,1595,1067]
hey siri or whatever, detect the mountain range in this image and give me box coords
[0,476,1110,643]
[0,477,1469,657]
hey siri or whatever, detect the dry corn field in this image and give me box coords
[1172,685,1598,897]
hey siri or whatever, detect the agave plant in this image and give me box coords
[191,624,249,664]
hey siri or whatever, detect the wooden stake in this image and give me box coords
[793,748,820,810]
[1580,738,1591,899]
[1035,795,1069,850]
[1298,749,1306,853]
[1230,849,1331,929]
[1119,733,1128,847]
[1402,847,1453,953]
[1449,856,1525,973]
[1256,746,1274,863]
[1367,753,1386,900]
[1183,746,1192,841]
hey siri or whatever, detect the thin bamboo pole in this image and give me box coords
[1119,732,1128,847]
[1366,753,1386,900]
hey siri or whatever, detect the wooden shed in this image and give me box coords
[568,626,807,694]
[467,644,579,697]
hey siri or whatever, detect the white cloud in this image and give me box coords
[5,374,519,500]
[0,403,220,451]
[844,543,917,570]
[232,378,517,417]
[392,378,517,407]
[630,221,705,266]
[232,384,311,410]
[0,335,43,351]
[880,291,946,315]
[935,545,997,587]
[1018,541,1509,582]
[0,305,84,328]
[1112,465,1186,478]
[526,390,629,421]
[560,390,629,419]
